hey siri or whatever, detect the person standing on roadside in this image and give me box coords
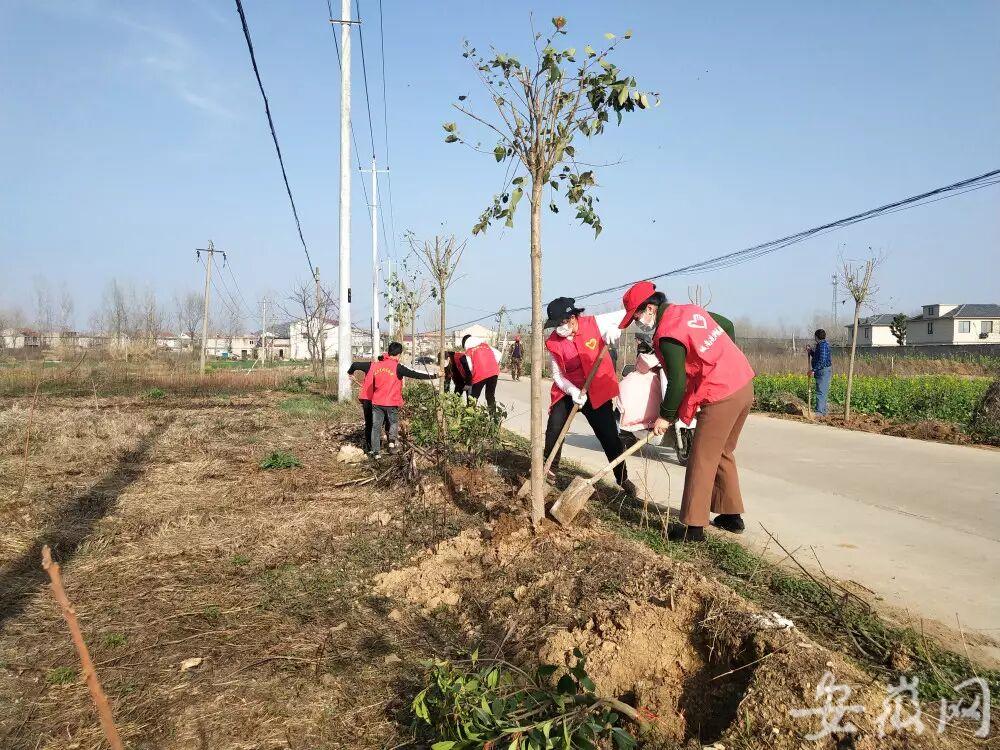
[808,329,832,416]
[619,281,755,543]
[544,297,638,497]
[509,335,524,381]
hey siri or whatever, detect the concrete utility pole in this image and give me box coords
[196,241,225,375]
[831,274,839,340]
[333,0,353,401]
[260,298,267,362]
[362,157,389,357]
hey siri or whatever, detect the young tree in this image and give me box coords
[445,16,658,524]
[841,251,882,421]
[890,312,907,346]
[409,233,467,389]
[174,291,203,352]
[384,258,429,361]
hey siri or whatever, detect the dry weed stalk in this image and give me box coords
[17,381,41,498]
[40,545,124,750]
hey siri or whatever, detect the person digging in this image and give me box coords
[357,341,437,459]
[544,296,639,498]
[618,282,755,542]
[462,334,502,415]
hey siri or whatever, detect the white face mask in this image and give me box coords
[555,323,573,338]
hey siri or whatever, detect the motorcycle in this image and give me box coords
[616,351,697,466]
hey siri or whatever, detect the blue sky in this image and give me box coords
[2,0,998,332]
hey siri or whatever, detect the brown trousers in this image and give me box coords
[679,380,754,527]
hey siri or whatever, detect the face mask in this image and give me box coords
[555,323,573,338]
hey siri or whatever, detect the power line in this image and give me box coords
[432,168,1000,332]
[376,0,399,263]
[233,0,316,278]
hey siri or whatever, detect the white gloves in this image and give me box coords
[570,389,588,407]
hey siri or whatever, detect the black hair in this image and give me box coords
[641,292,666,311]
[387,341,404,356]
[815,329,826,340]
[461,334,471,347]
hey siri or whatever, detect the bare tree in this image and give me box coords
[57,283,74,333]
[446,17,658,524]
[0,305,26,350]
[98,279,131,355]
[409,233,466,389]
[33,277,56,342]
[174,291,203,351]
[285,280,336,378]
[841,251,882,421]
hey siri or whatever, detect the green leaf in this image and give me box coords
[616,86,629,106]
[494,144,506,161]
[443,122,457,132]
[564,145,575,157]
[556,674,576,694]
[639,93,649,109]
[604,32,615,39]
[584,44,596,57]
[623,29,633,39]
[444,134,459,144]
[432,743,456,750]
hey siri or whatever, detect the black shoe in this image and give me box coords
[667,525,705,543]
[618,479,639,498]
[712,514,745,534]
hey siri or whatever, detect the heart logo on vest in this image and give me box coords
[687,314,708,330]
[584,338,598,350]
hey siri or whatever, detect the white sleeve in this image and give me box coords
[464,354,473,378]
[595,310,625,346]
[491,345,502,363]
[549,354,581,400]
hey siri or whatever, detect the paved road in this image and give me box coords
[494,375,1000,656]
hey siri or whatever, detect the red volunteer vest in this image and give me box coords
[451,351,469,381]
[467,342,499,384]
[368,358,404,407]
[652,304,754,423]
[545,315,619,410]
[358,354,387,401]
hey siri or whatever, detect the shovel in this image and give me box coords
[516,348,608,500]
[550,432,656,526]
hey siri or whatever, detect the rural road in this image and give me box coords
[492,375,1000,658]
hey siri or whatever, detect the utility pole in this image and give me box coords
[196,241,225,375]
[315,267,326,380]
[260,297,267,362]
[332,0,354,400]
[362,157,389,357]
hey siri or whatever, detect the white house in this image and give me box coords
[844,314,902,347]
[905,304,1000,346]
[452,323,499,348]
[288,319,375,361]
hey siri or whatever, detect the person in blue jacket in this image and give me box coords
[808,329,833,416]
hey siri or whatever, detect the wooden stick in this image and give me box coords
[41,546,124,750]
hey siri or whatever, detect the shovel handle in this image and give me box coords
[588,432,656,486]
[542,347,608,473]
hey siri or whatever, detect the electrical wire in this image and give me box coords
[376,0,399,262]
[430,168,1000,332]
[233,0,316,278]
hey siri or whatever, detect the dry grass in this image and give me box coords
[0,390,475,749]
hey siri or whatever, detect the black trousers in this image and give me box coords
[446,372,467,394]
[469,374,498,412]
[544,396,628,485]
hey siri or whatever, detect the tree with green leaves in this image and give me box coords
[409,233,467,390]
[890,312,907,346]
[445,16,658,524]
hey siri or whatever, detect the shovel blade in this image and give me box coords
[550,477,593,526]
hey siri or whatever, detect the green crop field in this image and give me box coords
[753,373,990,425]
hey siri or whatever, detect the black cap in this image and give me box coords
[544,297,585,329]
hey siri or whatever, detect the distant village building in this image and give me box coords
[845,303,1000,347]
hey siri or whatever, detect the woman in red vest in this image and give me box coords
[544,296,638,497]
[462,334,501,414]
[619,281,755,542]
[358,341,437,458]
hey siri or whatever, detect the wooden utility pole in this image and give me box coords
[196,241,225,374]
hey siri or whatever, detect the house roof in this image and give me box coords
[847,313,899,327]
[908,304,1000,322]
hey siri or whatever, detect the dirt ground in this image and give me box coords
[0,389,995,748]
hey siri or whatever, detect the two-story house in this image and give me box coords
[906,304,1000,345]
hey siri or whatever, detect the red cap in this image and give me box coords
[618,281,657,328]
